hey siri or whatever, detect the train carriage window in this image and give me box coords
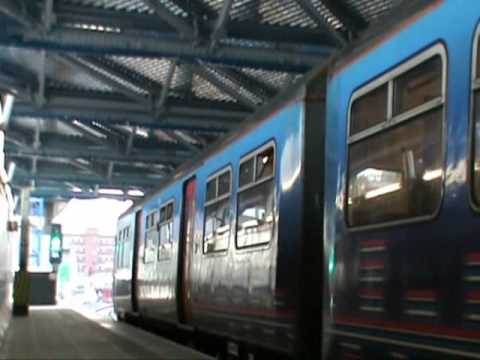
[143,210,158,263]
[236,143,275,248]
[204,168,232,253]
[350,84,388,136]
[393,57,442,115]
[347,49,445,228]
[206,179,216,202]
[472,30,480,206]
[239,158,254,188]
[158,201,174,260]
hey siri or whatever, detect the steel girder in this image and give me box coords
[0,26,334,73]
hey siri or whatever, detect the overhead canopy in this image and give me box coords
[0,0,406,201]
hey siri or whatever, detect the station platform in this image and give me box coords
[0,306,213,359]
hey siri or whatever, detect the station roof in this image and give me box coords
[0,0,405,201]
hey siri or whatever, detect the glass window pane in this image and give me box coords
[206,178,217,202]
[236,180,275,248]
[393,56,442,115]
[472,91,480,205]
[203,198,231,253]
[218,171,231,196]
[347,109,443,227]
[159,207,166,223]
[167,203,173,220]
[158,221,173,260]
[350,84,387,136]
[256,147,275,181]
[239,158,254,188]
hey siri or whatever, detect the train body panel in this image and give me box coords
[325,1,480,358]
[189,102,306,353]
[113,210,136,316]
[124,101,309,354]
[137,183,182,323]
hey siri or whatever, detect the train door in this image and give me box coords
[178,177,196,324]
[131,209,142,313]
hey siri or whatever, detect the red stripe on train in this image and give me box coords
[335,315,480,341]
[360,240,387,249]
[405,290,437,301]
[360,260,385,269]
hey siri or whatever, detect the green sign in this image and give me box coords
[49,224,63,265]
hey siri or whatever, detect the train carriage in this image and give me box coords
[325,1,480,359]
[114,0,480,358]
[113,74,326,358]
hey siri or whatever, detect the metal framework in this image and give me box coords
[0,0,406,201]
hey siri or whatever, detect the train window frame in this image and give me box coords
[346,43,447,231]
[470,24,480,211]
[158,199,175,261]
[143,209,158,263]
[235,141,276,250]
[203,166,232,254]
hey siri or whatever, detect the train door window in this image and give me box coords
[158,201,174,260]
[204,167,232,253]
[123,226,131,268]
[347,45,446,228]
[236,142,275,248]
[115,230,122,268]
[144,210,158,263]
[472,27,480,206]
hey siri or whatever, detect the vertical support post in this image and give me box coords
[13,187,31,316]
[19,188,30,271]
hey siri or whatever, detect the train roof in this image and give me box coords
[118,0,438,220]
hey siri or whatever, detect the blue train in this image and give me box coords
[113,1,480,358]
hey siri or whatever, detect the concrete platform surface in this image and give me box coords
[0,306,213,359]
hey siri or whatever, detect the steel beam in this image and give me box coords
[190,63,258,110]
[55,55,150,105]
[27,186,147,201]
[5,142,192,165]
[0,26,332,72]
[54,3,338,46]
[142,0,195,38]
[13,166,163,187]
[12,99,244,132]
[0,0,36,28]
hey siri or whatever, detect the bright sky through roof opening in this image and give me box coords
[53,198,132,236]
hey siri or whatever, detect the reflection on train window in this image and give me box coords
[218,171,231,196]
[206,179,216,202]
[239,158,254,188]
[237,181,275,248]
[393,57,442,115]
[116,225,131,269]
[204,168,232,253]
[236,144,275,248]
[255,147,275,181]
[350,84,387,136]
[158,201,174,261]
[472,33,480,206]
[144,210,158,263]
[347,51,444,227]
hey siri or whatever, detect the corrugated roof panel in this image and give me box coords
[240,68,302,91]
[257,0,317,28]
[192,74,236,103]
[62,0,153,13]
[344,0,401,23]
[311,0,346,30]
[109,56,171,86]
